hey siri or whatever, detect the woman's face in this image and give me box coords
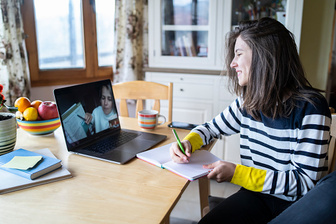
[230,36,252,86]
[100,86,113,115]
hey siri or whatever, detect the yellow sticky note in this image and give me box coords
[2,156,43,170]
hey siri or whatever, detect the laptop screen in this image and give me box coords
[54,79,120,151]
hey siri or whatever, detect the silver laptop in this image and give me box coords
[53,79,167,164]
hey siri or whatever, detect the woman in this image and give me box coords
[170,18,331,223]
[85,84,117,133]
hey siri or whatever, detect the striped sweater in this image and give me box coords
[184,96,331,201]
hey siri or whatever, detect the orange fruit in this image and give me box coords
[14,97,31,113]
[23,107,38,121]
[31,100,43,111]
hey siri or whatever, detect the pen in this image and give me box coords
[77,114,93,125]
[77,114,86,121]
[172,129,186,155]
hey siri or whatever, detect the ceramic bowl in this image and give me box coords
[0,112,17,155]
[17,117,61,135]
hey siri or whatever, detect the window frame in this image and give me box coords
[21,0,113,87]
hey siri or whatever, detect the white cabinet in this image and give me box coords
[148,0,304,70]
[145,73,218,122]
[148,0,228,70]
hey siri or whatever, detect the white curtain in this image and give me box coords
[0,0,30,108]
[113,0,148,83]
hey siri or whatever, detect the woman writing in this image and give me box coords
[85,84,118,133]
[170,18,331,223]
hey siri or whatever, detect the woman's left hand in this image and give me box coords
[203,161,237,183]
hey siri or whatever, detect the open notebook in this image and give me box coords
[136,143,221,181]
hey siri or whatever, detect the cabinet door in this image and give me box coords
[172,100,213,124]
[230,0,303,49]
[148,0,224,70]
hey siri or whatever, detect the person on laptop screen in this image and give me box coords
[84,84,118,133]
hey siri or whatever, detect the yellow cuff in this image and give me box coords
[230,164,266,192]
[183,132,204,153]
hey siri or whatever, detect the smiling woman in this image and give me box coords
[229,36,252,87]
[21,0,115,87]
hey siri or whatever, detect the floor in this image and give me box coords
[170,179,240,223]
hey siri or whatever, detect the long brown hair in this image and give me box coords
[226,17,321,120]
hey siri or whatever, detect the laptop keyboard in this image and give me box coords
[84,131,140,154]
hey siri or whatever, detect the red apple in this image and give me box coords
[38,101,58,120]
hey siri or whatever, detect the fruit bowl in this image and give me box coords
[16,118,61,135]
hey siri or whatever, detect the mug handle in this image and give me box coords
[157,114,166,125]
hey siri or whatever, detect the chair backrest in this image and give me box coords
[328,113,336,173]
[113,81,173,122]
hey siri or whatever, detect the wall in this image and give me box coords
[31,85,68,102]
[299,0,335,91]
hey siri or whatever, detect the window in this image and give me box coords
[21,0,115,87]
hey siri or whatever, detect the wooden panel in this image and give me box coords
[21,0,39,81]
[21,0,113,87]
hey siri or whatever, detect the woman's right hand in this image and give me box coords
[84,113,93,124]
[169,140,192,163]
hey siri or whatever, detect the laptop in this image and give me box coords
[53,79,167,164]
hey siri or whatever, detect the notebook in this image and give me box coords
[136,143,222,181]
[0,148,71,195]
[53,79,167,164]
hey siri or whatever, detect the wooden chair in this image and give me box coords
[201,111,336,217]
[113,81,173,122]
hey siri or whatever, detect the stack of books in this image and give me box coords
[0,148,72,194]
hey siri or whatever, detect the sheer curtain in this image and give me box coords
[113,0,148,83]
[0,0,30,108]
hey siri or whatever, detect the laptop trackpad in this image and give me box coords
[124,138,157,153]
[101,149,134,164]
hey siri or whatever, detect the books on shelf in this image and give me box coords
[175,34,197,57]
[0,148,72,195]
[136,143,221,181]
[182,34,197,57]
[0,148,62,180]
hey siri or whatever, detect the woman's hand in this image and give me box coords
[84,113,93,124]
[169,140,192,163]
[204,161,236,182]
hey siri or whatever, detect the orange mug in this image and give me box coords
[138,110,166,130]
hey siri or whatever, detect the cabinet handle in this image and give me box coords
[180,88,184,92]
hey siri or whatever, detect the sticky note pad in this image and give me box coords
[2,156,43,170]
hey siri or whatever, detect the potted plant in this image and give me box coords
[0,84,18,155]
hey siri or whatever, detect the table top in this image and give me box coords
[0,117,208,224]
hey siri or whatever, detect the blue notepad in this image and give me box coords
[0,148,62,180]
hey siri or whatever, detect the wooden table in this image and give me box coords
[0,117,214,224]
